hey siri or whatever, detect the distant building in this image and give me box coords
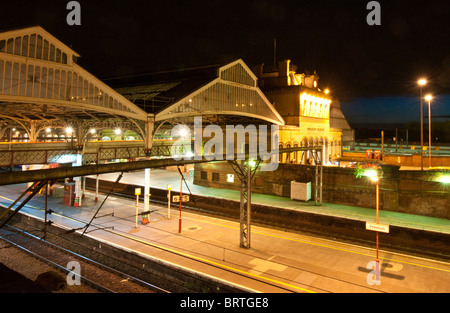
[253,59,354,164]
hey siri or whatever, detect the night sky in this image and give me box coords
[1,0,449,126]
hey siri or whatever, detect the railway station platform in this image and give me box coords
[0,169,450,294]
[88,169,450,236]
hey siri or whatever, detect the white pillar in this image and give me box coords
[144,168,151,212]
[74,179,81,207]
[74,153,82,207]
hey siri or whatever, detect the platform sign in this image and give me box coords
[167,184,172,190]
[366,222,389,233]
[173,195,189,202]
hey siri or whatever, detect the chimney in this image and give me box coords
[252,63,264,79]
[277,59,291,86]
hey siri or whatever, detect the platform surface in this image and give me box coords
[0,169,449,293]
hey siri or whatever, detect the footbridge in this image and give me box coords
[0,146,324,249]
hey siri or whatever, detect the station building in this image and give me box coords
[252,59,354,165]
[0,26,354,199]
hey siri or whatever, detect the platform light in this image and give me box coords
[66,127,73,134]
[363,168,379,181]
[46,128,51,133]
[418,78,427,86]
[90,128,96,134]
[418,78,428,171]
[114,128,121,135]
[439,176,450,184]
[436,173,450,184]
[179,128,188,138]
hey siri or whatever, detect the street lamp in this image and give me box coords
[362,168,382,282]
[425,94,433,168]
[418,78,427,170]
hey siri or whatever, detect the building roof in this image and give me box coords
[105,64,220,115]
[104,59,285,125]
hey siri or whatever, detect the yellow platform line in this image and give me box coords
[182,214,450,274]
[2,193,450,277]
[0,194,314,293]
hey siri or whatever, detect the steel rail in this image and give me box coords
[0,231,115,293]
[2,224,170,293]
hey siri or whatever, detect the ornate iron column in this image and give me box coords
[228,158,260,249]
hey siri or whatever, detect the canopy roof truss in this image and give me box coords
[155,60,285,126]
[0,26,148,126]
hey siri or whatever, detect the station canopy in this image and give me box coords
[105,59,285,127]
[0,26,148,128]
[0,26,284,140]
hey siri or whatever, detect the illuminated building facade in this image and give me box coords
[253,59,354,164]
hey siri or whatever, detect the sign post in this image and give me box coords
[134,188,141,228]
[178,171,183,233]
[172,195,189,202]
[366,222,389,233]
[167,184,172,219]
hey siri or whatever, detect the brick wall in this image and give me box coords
[194,162,450,219]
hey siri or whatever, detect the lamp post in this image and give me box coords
[167,184,172,219]
[425,94,433,169]
[135,188,141,228]
[363,168,382,283]
[371,174,380,271]
[178,169,183,233]
[418,79,427,170]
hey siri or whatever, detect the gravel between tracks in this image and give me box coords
[0,225,159,293]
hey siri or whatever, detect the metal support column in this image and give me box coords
[311,148,323,206]
[228,158,260,249]
[0,180,48,229]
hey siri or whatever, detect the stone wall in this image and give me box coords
[194,162,450,219]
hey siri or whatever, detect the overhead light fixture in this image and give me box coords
[418,78,427,86]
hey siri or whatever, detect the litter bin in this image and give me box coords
[141,210,151,225]
[64,183,75,206]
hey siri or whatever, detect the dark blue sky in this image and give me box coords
[341,95,450,126]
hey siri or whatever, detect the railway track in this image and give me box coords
[0,200,387,294]
[0,223,169,293]
[0,185,391,293]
